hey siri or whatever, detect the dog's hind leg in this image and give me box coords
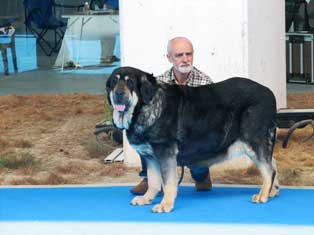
[245,143,277,203]
[241,107,279,203]
[252,160,276,203]
[241,139,277,203]
[131,159,162,206]
[268,126,280,198]
[269,158,280,198]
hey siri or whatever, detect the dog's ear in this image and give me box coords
[140,75,157,104]
[106,74,114,105]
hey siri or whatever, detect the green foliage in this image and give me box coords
[103,97,113,122]
[0,151,38,169]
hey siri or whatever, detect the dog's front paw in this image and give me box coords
[252,193,268,203]
[152,203,174,213]
[131,196,152,206]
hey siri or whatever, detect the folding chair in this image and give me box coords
[90,0,119,10]
[23,0,83,56]
[0,17,18,75]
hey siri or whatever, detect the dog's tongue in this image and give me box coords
[114,104,126,112]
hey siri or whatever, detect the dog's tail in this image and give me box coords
[178,166,185,185]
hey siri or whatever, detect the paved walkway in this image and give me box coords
[0,64,121,96]
[0,70,107,96]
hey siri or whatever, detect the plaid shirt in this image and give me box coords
[157,67,213,87]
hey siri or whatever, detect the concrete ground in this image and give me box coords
[0,69,109,96]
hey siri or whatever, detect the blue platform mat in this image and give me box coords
[0,35,37,73]
[1,186,314,225]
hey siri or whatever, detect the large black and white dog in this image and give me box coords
[106,66,280,213]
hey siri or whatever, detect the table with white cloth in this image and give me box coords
[54,11,119,69]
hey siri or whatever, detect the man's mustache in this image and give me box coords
[179,62,191,67]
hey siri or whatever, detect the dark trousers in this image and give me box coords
[139,156,209,183]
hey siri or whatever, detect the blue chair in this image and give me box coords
[90,0,119,10]
[23,0,83,56]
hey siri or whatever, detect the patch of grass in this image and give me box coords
[100,163,126,177]
[54,162,88,175]
[74,108,83,114]
[0,138,33,149]
[7,173,78,185]
[103,98,113,121]
[0,151,38,170]
[279,168,300,185]
[8,176,39,185]
[0,138,9,148]
[303,159,314,167]
[85,134,119,159]
[44,173,71,185]
[13,139,33,148]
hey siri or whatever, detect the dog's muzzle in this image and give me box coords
[112,91,131,113]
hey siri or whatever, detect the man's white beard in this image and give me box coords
[177,64,192,74]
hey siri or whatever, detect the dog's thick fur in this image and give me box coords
[106,66,280,213]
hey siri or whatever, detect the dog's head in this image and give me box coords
[106,66,157,130]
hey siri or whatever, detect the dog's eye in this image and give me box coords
[127,78,135,89]
[110,76,118,87]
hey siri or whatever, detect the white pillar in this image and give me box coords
[122,130,141,167]
[119,0,286,167]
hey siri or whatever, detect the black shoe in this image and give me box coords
[195,176,213,191]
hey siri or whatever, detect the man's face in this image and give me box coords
[167,39,194,74]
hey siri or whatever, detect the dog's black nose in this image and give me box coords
[115,90,124,97]
[114,90,125,103]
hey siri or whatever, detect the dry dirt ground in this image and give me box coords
[0,92,313,187]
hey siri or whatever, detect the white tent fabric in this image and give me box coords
[54,13,119,67]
